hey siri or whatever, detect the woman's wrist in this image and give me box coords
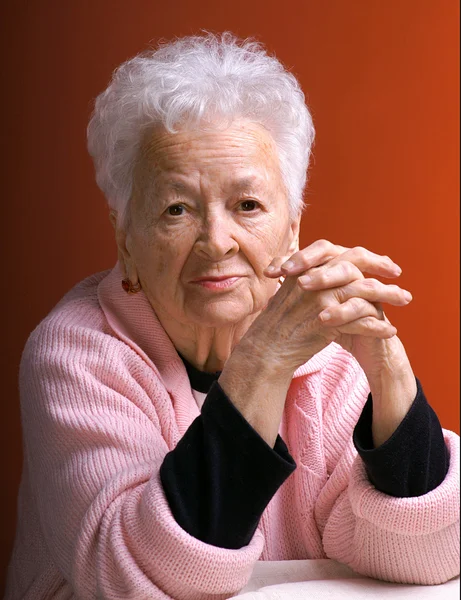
[219,341,294,447]
[364,338,417,447]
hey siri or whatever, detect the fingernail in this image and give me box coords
[266,266,275,273]
[404,291,412,302]
[321,311,332,321]
[281,260,295,271]
[393,266,402,275]
[299,275,312,286]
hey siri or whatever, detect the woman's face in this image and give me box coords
[119,119,300,328]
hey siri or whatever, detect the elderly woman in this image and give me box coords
[5,33,459,600]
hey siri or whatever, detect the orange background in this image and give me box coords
[1,0,459,591]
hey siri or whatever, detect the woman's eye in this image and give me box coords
[240,200,259,212]
[167,204,184,216]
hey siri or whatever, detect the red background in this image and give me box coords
[1,0,459,591]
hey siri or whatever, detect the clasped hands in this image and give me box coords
[264,239,409,349]
[260,239,417,447]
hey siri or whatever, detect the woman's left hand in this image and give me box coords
[264,240,418,447]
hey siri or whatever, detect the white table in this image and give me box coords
[233,559,460,599]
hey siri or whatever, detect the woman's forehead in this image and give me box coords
[135,120,282,192]
[140,120,279,167]
[158,173,272,196]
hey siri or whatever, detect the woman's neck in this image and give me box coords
[155,310,259,372]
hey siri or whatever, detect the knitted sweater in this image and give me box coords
[5,263,460,599]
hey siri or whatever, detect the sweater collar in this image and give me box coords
[97,262,199,435]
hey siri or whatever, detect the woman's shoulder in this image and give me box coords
[22,269,118,368]
[32,269,111,335]
[19,269,171,435]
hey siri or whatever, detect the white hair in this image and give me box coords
[87,32,315,225]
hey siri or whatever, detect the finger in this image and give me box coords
[298,261,364,290]
[264,255,291,278]
[333,278,413,306]
[336,316,397,339]
[318,297,382,326]
[280,239,350,275]
[329,246,402,278]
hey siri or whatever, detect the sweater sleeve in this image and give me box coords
[19,323,265,600]
[314,349,460,585]
[160,381,296,549]
[353,378,449,497]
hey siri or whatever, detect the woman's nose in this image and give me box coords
[193,216,239,261]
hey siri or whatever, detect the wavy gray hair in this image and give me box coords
[87,32,315,226]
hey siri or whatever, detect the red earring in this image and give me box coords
[121,279,142,294]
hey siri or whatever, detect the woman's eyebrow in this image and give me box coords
[231,176,263,193]
[165,180,189,193]
[163,177,263,194]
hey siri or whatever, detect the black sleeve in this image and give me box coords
[160,381,296,549]
[353,377,449,497]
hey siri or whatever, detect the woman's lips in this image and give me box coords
[190,276,242,290]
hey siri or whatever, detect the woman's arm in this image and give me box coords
[160,380,296,549]
[18,319,265,600]
[313,351,459,585]
[353,377,449,496]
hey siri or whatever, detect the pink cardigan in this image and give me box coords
[5,264,460,599]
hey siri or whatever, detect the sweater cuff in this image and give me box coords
[353,377,449,497]
[348,429,459,534]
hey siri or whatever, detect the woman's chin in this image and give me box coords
[185,300,256,329]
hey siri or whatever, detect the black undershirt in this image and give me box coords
[160,358,449,549]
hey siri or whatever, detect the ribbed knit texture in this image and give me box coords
[5,263,460,599]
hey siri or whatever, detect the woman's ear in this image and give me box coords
[287,216,301,255]
[109,210,138,281]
